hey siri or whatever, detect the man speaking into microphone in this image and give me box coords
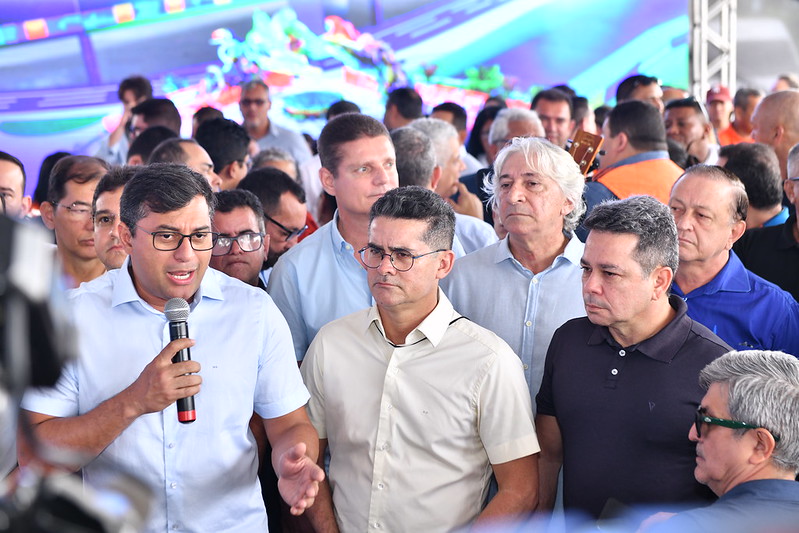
[20,164,323,532]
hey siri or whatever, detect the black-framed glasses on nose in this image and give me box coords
[264,214,307,241]
[358,245,446,272]
[212,232,265,256]
[694,407,780,441]
[136,227,219,251]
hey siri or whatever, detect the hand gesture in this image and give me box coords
[126,338,202,417]
[448,182,484,219]
[277,442,325,515]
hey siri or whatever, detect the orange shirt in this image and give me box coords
[594,158,684,204]
[718,124,753,146]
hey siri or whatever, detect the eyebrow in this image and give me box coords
[217,228,259,237]
[367,243,415,254]
[153,224,212,232]
[580,259,622,271]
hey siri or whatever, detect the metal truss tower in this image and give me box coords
[691,0,737,96]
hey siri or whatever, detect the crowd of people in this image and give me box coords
[3,70,799,533]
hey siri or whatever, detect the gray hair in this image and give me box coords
[253,146,294,167]
[699,350,799,474]
[408,117,458,167]
[484,137,586,233]
[390,127,436,188]
[584,195,679,275]
[369,186,455,250]
[488,108,544,145]
[252,146,298,179]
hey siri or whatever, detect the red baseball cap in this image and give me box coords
[706,85,732,103]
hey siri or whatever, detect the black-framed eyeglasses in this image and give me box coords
[53,201,93,220]
[212,232,265,256]
[358,245,446,272]
[136,227,219,251]
[265,214,308,241]
[694,407,780,442]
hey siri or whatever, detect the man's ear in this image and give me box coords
[651,265,674,300]
[40,201,56,230]
[20,196,32,218]
[429,166,443,191]
[436,250,456,280]
[615,131,630,152]
[728,219,747,248]
[320,167,336,197]
[120,223,134,255]
[785,180,797,204]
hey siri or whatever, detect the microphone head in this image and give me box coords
[164,298,190,322]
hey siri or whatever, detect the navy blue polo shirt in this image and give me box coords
[536,296,730,518]
[650,479,799,533]
[733,214,799,302]
[672,251,799,356]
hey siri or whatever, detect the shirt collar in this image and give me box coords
[330,210,356,254]
[367,288,459,348]
[763,206,790,227]
[494,232,583,267]
[111,256,224,313]
[605,150,670,170]
[674,251,751,296]
[587,295,691,362]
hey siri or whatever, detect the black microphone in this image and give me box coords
[164,297,196,424]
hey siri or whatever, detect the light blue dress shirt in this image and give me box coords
[268,213,374,361]
[441,234,586,410]
[23,259,309,533]
[454,212,498,254]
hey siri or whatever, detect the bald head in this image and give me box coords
[752,90,799,179]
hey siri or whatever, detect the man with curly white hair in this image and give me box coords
[441,136,586,411]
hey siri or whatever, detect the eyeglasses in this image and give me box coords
[136,227,219,251]
[212,232,265,256]
[240,99,267,107]
[694,407,780,442]
[54,201,93,220]
[358,246,446,272]
[265,214,308,241]
[93,212,118,229]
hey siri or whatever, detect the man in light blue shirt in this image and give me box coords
[21,164,323,533]
[442,137,587,410]
[268,113,399,361]
[240,80,312,165]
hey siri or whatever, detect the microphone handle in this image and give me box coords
[169,321,196,424]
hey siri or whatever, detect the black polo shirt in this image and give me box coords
[733,214,799,302]
[536,296,731,518]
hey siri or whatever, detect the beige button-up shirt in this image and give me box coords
[302,290,539,532]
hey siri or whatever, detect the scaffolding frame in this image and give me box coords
[691,0,737,96]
